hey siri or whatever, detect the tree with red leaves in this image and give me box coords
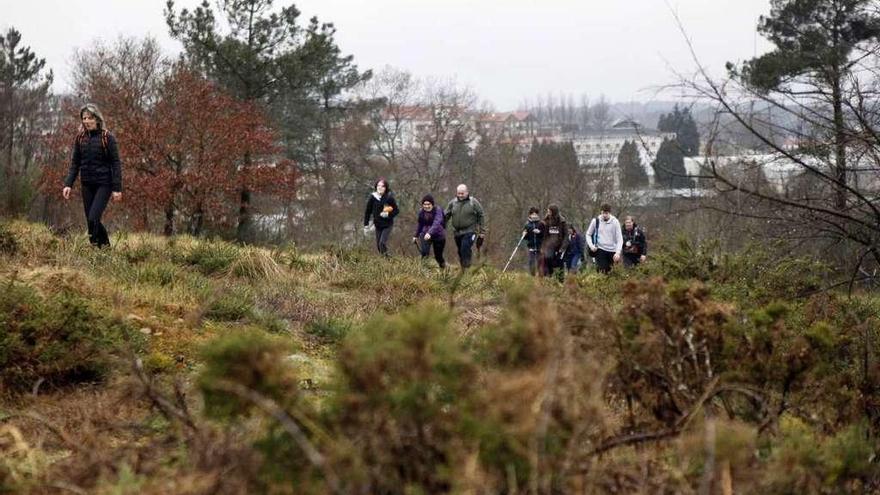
[40,37,296,237]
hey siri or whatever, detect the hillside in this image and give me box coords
[1,221,878,494]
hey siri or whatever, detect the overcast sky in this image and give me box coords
[3,0,773,110]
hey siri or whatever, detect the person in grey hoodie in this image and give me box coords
[444,184,485,269]
[585,203,623,274]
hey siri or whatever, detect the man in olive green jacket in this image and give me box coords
[444,184,485,268]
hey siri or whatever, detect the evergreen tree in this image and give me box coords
[728,0,880,209]
[166,0,370,241]
[0,27,52,215]
[617,140,647,189]
[657,105,700,157]
[652,139,693,189]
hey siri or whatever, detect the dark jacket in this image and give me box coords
[622,225,647,256]
[363,191,399,229]
[444,196,485,235]
[415,208,446,238]
[64,129,123,192]
[540,215,569,257]
[564,232,585,262]
[523,220,545,250]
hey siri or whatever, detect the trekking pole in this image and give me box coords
[502,233,526,273]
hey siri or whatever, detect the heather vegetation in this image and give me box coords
[1,221,877,494]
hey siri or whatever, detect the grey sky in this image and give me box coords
[3,0,772,110]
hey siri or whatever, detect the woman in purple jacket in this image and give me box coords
[412,194,446,268]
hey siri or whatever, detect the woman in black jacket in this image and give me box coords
[62,104,123,248]
[363,178,399,256]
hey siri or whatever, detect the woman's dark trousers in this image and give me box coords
[81,183,112,247]
[419,237,446,268]
[375,225,393,256]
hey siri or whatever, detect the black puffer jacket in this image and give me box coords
[64,129,123,192]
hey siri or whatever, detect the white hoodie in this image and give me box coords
[586,215,623,254]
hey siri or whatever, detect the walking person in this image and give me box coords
[540,204,569,278]
[444,184,485,269]
[363,178,399,256]
[585,203,623,274]
[621,215,648,268]
[62,103,123,248]
[522,207,545,275]
[564,225,585,273]
[413,194,446,268]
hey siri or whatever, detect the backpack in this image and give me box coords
[587,217,600,257]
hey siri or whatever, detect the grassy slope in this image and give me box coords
[0,221,522,493]
[1,221,877,494]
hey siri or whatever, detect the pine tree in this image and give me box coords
[617,140,647,189]
[657,105,700,157]
[652,139,693,189]
[729,0,880,210]
[0,27,52,215]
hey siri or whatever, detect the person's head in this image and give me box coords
[624,215,635,230]
[528,206,540,222]
[80,103,104,131]
[546,204,560,221]
[421,194,435,211]
[569,225,578,236]
[375,178,389,195]
[456,184,469,200]
[600,203,612,221]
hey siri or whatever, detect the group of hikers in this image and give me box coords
[363,178,648,276]
[60,102,647,277]
[364,180,485,270]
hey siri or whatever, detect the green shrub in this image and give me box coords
[184,241,241,275]
[198,330,298,420]
[304,317,353,344]
[205,287,255,321]
[0,223,18,255]
[134,260,180,287]
[0,279,141,393]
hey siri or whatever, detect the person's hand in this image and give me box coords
[613,253,621,263]
[424,233,431,241]
[379,211,389,218]
[640,255,646,263]
[590,246,597,253]
[363,225,371,235]
[111,192,122,202]
[412,236,418,244]
[62,186,71,200]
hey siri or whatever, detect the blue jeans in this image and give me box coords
[454,233,476,268]
[528,249,540,275]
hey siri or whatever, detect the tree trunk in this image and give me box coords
[163,204,175,236]
[832,71,847,211]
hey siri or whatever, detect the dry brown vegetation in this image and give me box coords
[1,220,878,494]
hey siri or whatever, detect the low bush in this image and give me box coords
[0,278,141,394]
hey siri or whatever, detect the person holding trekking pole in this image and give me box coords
[522,207,545,275]
[62,103,123,248]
